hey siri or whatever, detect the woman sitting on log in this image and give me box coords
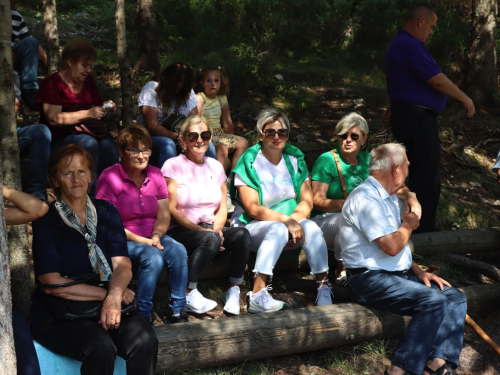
[96,126,189,324]
[229,108,333,313]
[162,115,251,316]
[31,144,158,375]
[36,37,119,197]
[136,62,216,166]
[311,112,421,286]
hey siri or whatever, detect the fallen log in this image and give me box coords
[409,227,500,257]
[441,253,500,282]
[154,284,500,372]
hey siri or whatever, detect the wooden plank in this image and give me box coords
[153,284,500,372]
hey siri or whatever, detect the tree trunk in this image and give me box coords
[442,253,500,282]
[0,0,32,318]
[115,0,134,126]
[0,3,18,373]
[43,0,61,75]
[466,0,498,103]
[134,0,160,75]
[153,284,500,372]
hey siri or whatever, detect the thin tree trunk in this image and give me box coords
[0,0,32,318]
[115,0,134,126]
[43,0,61,74]
[466,0,498,103]
[134,0,160,74]
[0,2,19,373]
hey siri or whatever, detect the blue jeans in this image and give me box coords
[346,270,467,375]
[127,236,188,318]
[13,36,40,90]
[151,135,216,168]
[13,311,41,375]
[17,124,51,201]
[52,134,119,198]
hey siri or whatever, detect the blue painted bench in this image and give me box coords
[34,341,126,375]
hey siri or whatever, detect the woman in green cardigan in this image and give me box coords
[230,108,333,313]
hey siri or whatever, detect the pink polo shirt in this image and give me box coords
[96,163,169,238]
[161,155,226,225]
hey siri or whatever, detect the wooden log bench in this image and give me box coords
[34,341,126,375]
[153,284,500,372]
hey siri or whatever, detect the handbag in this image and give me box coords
[270,198,298,216]
[41,274,136,320]
[161,113,186,133]
[63,104,108,138]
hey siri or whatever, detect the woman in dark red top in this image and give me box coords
[36,37,118,197]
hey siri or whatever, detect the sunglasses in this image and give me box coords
[338,132,360,141]
[187,131,212,142]
[125,148,152,157]
[263,128,289,140]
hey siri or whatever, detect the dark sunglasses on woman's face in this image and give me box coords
[187,131,212,142]
[125,148,152,157]
[338,132,360,141]
[263,128,289,140]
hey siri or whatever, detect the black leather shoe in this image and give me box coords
[170,310,189,324]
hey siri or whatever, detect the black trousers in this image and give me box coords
[391,106,441,233]
[167,226,251,288]
[32,313,158,375]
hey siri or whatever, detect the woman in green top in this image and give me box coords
[311,113,420,286]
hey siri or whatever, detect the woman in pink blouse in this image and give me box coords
[162,115,250,316]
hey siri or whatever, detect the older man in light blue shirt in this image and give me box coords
[339,143,467,375]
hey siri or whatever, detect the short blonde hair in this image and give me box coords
[335,112,369,136]
[255,108,291,133]
[179,115,212,135]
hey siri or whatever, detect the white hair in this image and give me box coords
[369,143,406,173]
[255,108,291,133]
[335,112,369,136]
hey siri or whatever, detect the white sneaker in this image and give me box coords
[185,289,217,314]
[221,286,241,315]
[227,191,235,213]
[247,285,285,313]
[316,284,334,306]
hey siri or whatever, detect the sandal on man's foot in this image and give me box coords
[424,363,459,375]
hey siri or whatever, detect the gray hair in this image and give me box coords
[369,143,406,173]
[336,112,369,136]
[255,108,291,133]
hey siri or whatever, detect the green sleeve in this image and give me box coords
[311,151,338,184]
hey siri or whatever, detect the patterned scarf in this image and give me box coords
[55,196,112,281]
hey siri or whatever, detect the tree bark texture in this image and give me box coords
[153,284,500,372]
[442,253,500,282]
[0,0,32,318]
[466,0,498,102]
[134,0,160,75]
[115,0,134,126]
[0,3,18,372]
[43,0,61,75]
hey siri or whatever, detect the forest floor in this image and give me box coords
[16,6,500,374]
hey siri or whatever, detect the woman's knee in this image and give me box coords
[265,222,289,240]
[129,244,164,272]
[301,219,324,239]
[200,231,222,254]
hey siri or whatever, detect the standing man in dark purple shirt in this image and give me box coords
[382,4,475,233]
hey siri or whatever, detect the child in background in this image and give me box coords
[194,66,249,171]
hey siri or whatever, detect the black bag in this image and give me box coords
[161,113,186,133]
[41,274,136,320]
[63,104,109,138]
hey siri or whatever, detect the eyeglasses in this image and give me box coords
[187,131,212,142]
[125,148,152,157]
[263,129,289,140]
[338,132,360,141]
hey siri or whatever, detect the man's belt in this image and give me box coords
[346,267,409,276]
[391,103,440,117]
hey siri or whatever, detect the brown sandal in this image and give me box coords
[424,363,458,375]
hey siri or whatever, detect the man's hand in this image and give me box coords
[416,270,451,291]
[462,96,475,118]
[402,212,420,231]
[381,109,392,128]
[405,193,422,219]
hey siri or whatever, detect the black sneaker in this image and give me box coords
[170,310,189,324]
[21,89,39,111]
